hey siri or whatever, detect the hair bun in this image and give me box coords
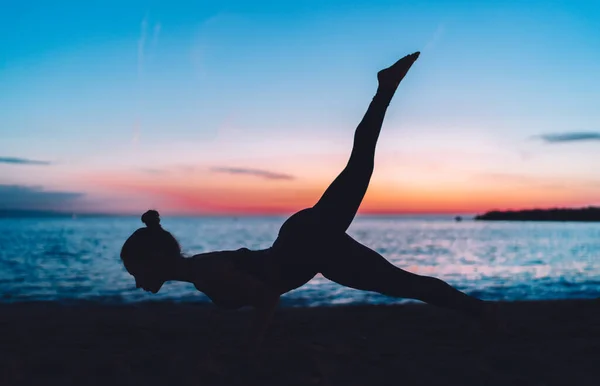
[141,210,161,227]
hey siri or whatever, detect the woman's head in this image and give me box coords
[120,210,182,293]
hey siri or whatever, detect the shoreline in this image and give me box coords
[2,299,599,385]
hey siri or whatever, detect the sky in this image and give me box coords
[1,0,600,215]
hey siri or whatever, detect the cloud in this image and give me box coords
[133,16,161,146]
[423,23,446,52]
[477,173,564,189]
[0,185,84,211]
[138,15,148,78]
[139,168,167,175]
[0,157,51,165]
[211,167,295,181]
[152,22,161,50]
[536,132,600,144]
[178,165,200,173]
[473,172,600,191]
[133,15,148,146]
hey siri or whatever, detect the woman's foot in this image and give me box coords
[377,52,420,91]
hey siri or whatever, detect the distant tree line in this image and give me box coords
[474,207,600,222]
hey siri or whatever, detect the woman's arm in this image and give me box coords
[226,265,280,348]
[211,259,281,349]
[194,252,281,349]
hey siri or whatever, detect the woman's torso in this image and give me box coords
[198,207,342,308]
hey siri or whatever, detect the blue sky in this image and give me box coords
[1,0,599,214]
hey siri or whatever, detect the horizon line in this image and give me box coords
[2,206,599,218]
[0,208,479,218]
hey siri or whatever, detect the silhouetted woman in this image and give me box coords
[121,52,500,348]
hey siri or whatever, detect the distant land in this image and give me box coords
[0,209,119,218]
[474,207,600,222]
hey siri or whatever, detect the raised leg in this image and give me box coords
[319,234,487,320]
[312,52,420,233]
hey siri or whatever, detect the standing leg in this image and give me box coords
[320,234,490,321]
[312,52,420,233]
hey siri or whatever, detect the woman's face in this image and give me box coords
[134,274,164,293]
[126,261,165,294]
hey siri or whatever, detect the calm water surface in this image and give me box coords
[0,216,599,306]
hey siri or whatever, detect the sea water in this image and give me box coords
[0,216,599,306]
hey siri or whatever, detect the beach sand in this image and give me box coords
[1,299,599,385]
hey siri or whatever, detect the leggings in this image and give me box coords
[274,77,486,319]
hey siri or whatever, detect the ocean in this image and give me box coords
[0,215,599,306]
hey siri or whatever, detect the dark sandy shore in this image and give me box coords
[1,299,599,386]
